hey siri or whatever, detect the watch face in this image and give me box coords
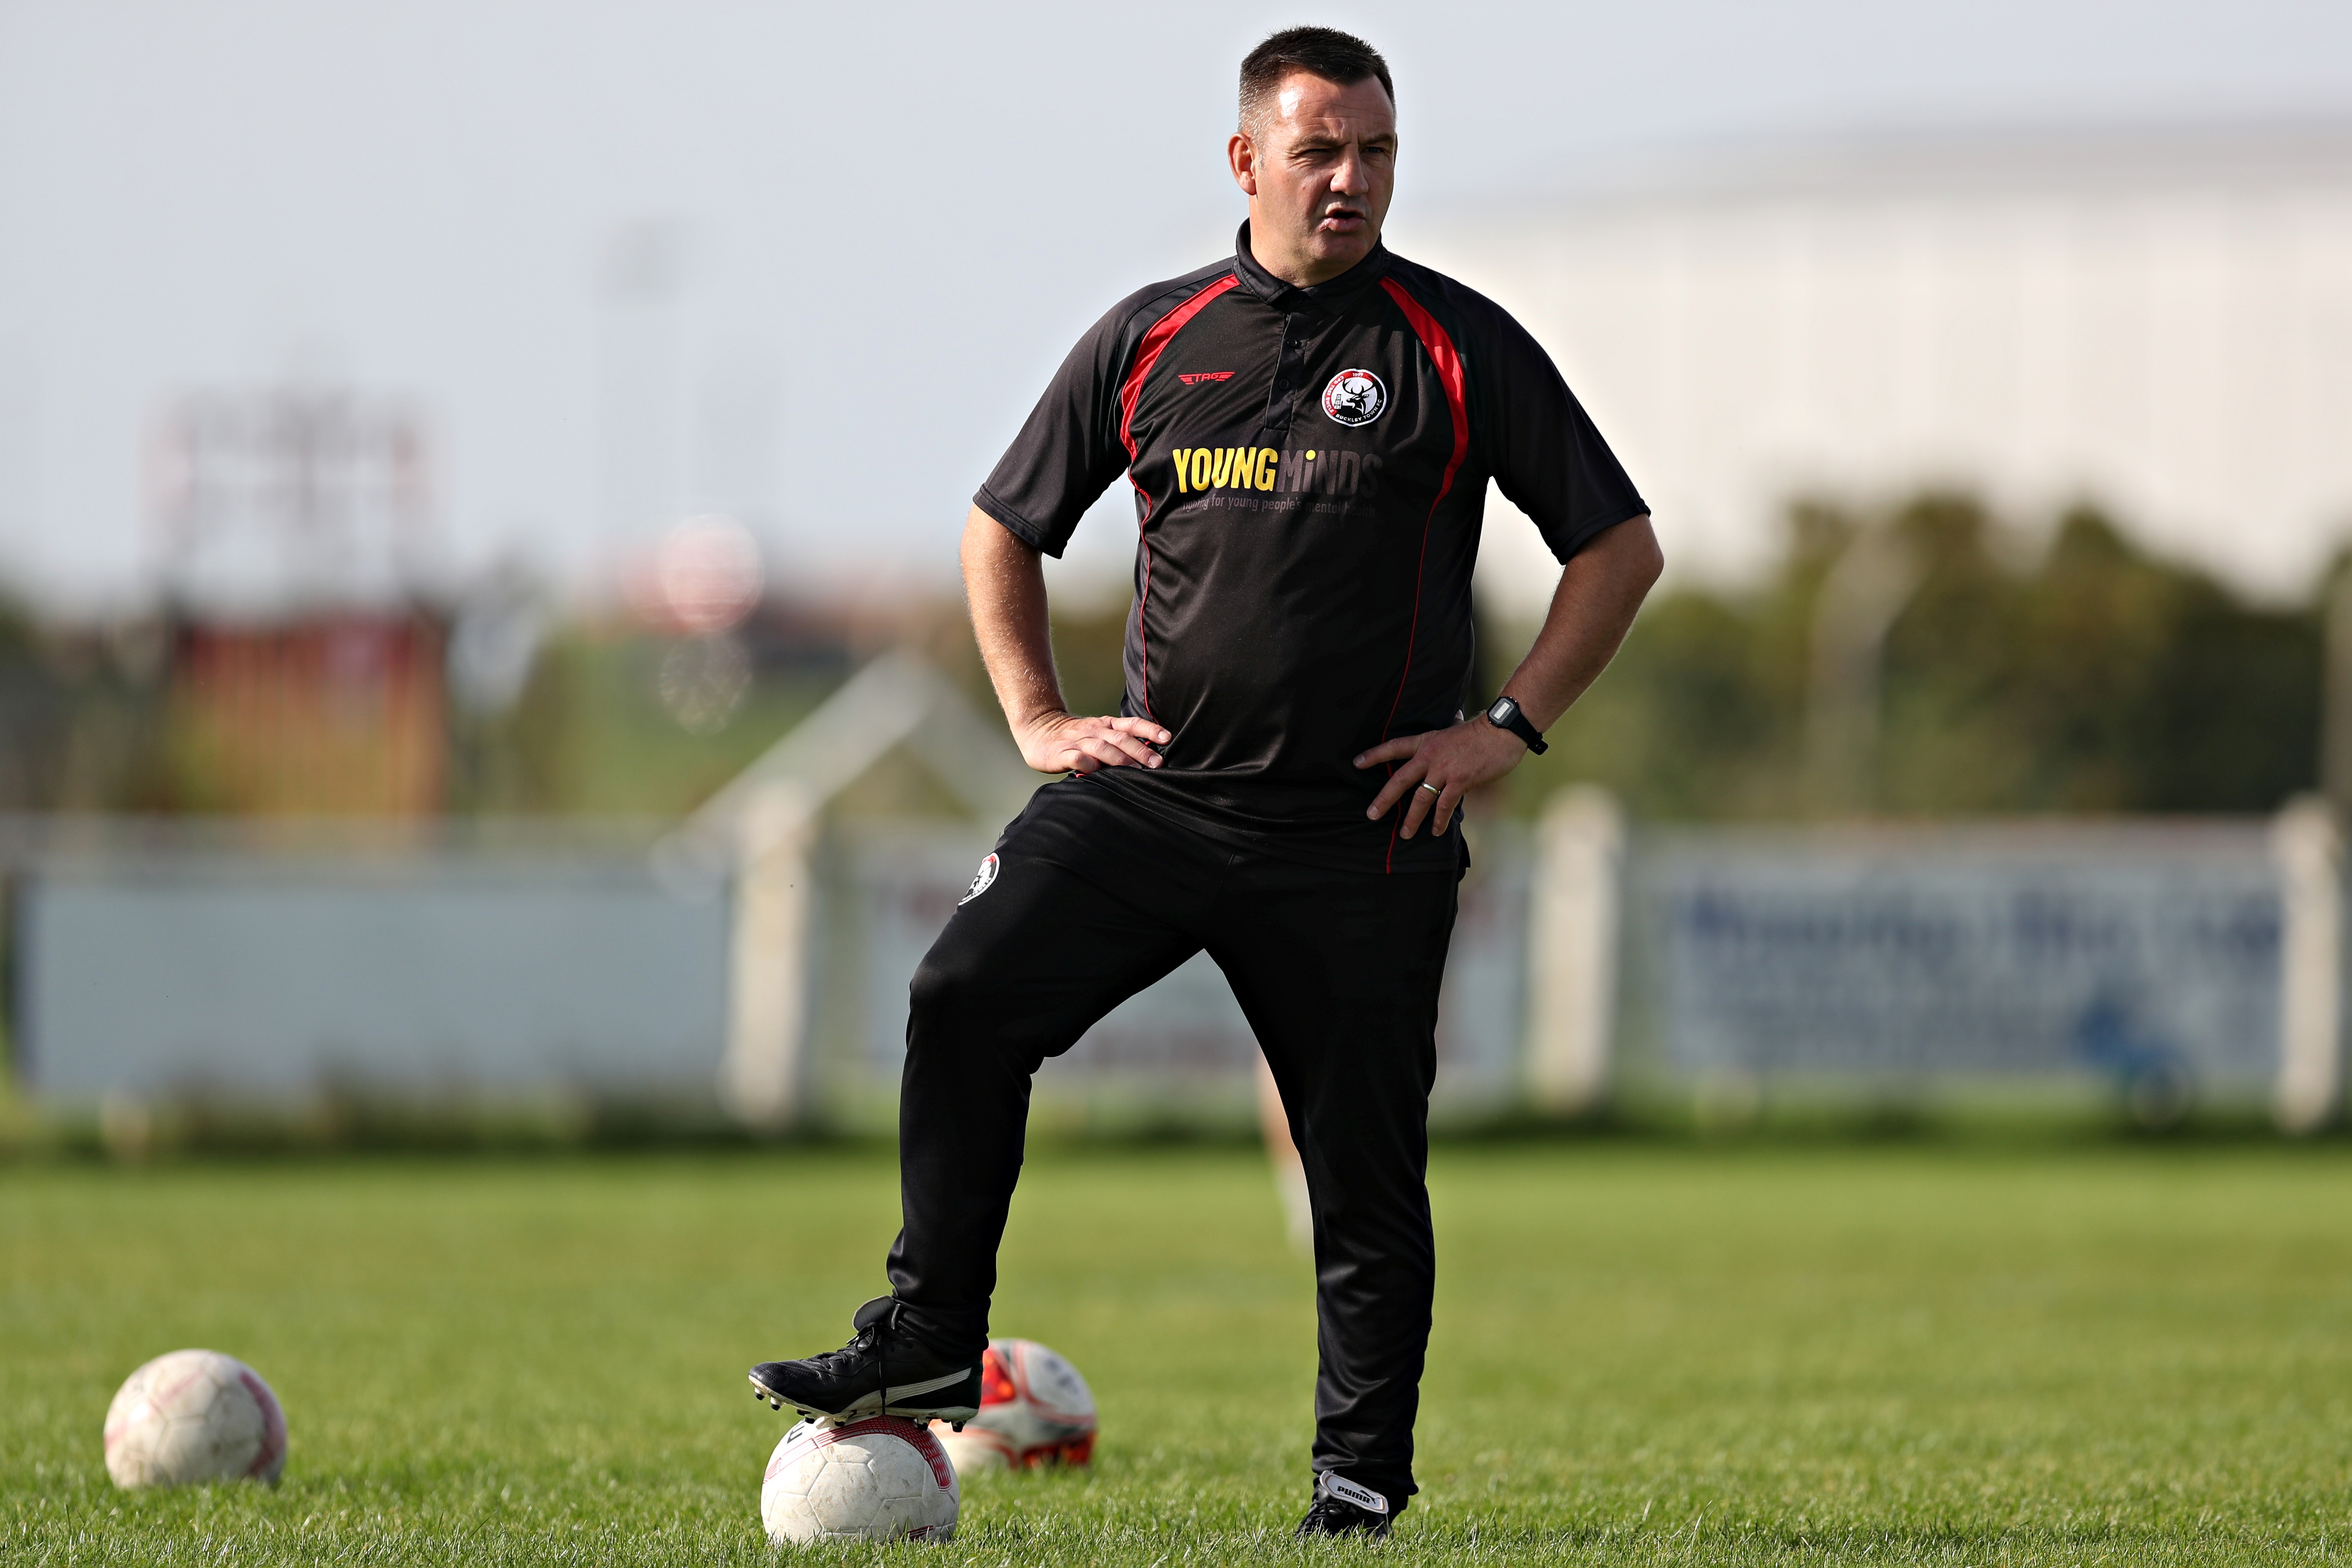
[1487,698,1518,726]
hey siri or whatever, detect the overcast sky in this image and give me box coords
[3,0,2352,612]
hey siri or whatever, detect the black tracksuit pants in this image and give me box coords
[885,776,1460,1506]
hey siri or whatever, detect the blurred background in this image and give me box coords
[2,0,2351,1148]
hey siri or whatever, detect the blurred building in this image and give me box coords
[1430,124,2352,606]
[150,385,447,815]
[166,615,445,816]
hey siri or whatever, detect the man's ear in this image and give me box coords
[1227,132,1260,197]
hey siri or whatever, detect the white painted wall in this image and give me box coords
[1449,130,2352,616]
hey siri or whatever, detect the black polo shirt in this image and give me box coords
[975,221,1647,874]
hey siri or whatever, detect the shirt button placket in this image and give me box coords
[1262,311,1307,438]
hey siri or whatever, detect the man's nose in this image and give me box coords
[1330,149,1369,196]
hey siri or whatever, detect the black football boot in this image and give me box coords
[748,1295,982,1424]
[1294,1473,1400,1539]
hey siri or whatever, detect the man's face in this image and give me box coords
[1229,71,1397,287]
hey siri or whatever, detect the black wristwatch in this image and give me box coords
[1482,694,1548,755]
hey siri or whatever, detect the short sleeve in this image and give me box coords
[1471,305,1648,563]
[971,301,1138,559]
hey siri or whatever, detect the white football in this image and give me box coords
[103,1349,287,1489]
[761,1415,959,1544]
[931,1338,1096,1477]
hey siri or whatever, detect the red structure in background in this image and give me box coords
[150,385,446,817]
[168,616,445,817]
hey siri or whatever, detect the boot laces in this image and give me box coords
[826,1305,896,1406]
[812,1325,880,1371]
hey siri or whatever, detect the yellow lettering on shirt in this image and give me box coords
[1171,448,1191,494]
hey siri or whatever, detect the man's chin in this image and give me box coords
[1307,230,1378,270]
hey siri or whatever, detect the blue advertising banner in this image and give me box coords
[1638,824,2282,1089]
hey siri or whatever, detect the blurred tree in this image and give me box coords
[471,622,856,818]
[0,490,2311,826]
[0,605,78,808]
[0,604,172,813]
[1505,492,2321,821]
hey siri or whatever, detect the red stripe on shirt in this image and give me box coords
[1118,274,1240,720]
[1376,275,1472,872]
[1120,275,1240,455]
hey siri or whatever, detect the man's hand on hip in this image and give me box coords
[1355,717,1527,839]
[963,506,1172,777]
[1351,515,1665,841]
[1017,712,1171,776]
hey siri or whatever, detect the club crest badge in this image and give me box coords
[960,852,1000,905]
[1321,368,1387,427]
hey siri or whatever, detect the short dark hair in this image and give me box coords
[1238,27,1394,138]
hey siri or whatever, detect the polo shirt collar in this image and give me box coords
[1232,221,1391,309]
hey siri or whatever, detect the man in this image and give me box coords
[750,26,1660,1538]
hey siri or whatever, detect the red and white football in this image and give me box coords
[104,1349,287,1489]
[930,1338,1096,1475]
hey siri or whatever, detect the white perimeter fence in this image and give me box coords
[8,791,2344,1133]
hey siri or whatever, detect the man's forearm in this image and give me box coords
[961,504,1065,733]
[1497,514,1664,730]
[961,504,1169,775]
[1353,513,1661,837]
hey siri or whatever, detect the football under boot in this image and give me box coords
[748,1294,982,1424]
[1294,1472,1400,1539]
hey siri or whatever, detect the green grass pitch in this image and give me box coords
[4,1140,2349,1564]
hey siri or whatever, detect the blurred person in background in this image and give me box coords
[749,25,1660,1536]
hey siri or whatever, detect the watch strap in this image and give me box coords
[1487,697,1549,755]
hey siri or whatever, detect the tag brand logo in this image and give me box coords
[1177,371,1236,385]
